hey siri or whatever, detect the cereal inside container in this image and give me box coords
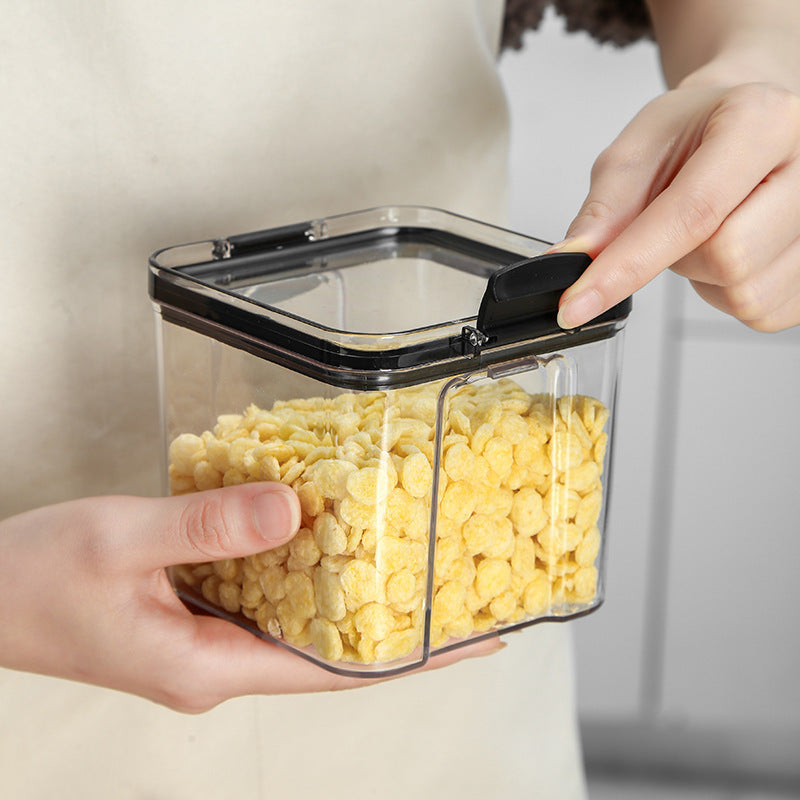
[149,206,631,676]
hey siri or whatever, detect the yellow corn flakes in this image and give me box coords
[169,380,609,666]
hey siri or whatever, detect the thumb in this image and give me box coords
[548,198,626,260]
[129,483,301,570]
[545,158,651,329]
[547,158,657,329]
[547,91,688,260]
[547,143,655,261]
[546,190,642,330]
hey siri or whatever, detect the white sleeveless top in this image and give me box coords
[0,3,585,797]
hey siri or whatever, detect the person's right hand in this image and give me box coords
[552,82,800,333]
[0,483,499,712]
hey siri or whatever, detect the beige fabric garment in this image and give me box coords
[0,2,586,798]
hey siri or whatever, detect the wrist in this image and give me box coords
[648,0,800,94]
[672,30,800,95]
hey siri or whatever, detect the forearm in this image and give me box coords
[645,0,800,92]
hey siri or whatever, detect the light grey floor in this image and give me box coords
[587,775,800,800]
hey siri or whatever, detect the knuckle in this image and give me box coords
[714,84,800,143]
[742,315,783,333]
[578,197,616,227]
[672,186,725,244]
[761,84,800,121]
[742,317,768,332]
[717,83,770,120]
[722,279,768,322]
[701,229,753,285]
[737,83,798,116]
[726,83,772,112]
[150,657,223,713]
[154,682,218,714]
[591,141,644,181]
[177,492,237,560]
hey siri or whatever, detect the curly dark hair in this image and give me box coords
[501,0,653,50]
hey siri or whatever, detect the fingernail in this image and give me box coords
[476,639,507,659]
[252,489,301,542]
[557,288,604,329]
[544,235,593,255]
[544,239,571,254]
[477,635,506,654]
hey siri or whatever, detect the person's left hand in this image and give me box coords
[552,80,800,332]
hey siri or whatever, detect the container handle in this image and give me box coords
[476,251,592,339]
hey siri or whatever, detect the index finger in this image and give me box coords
[557,89,797,328]
[177,617,502,709]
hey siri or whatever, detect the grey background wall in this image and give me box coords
[499,11,800,790]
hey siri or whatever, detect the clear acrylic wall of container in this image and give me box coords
[151,206,629,676]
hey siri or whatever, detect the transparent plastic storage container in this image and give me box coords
[149,206,631,677]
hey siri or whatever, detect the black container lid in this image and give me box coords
[149,207,631,390]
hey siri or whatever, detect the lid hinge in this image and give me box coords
[212,238,232,260]
[461,325,489,358]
